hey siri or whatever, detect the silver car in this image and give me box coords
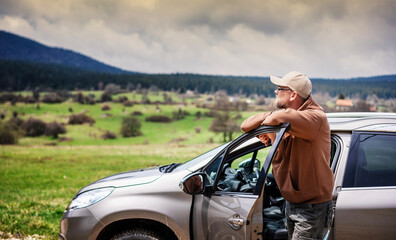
[59,112,396,240]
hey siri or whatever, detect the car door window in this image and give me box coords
[204,155,223,185]
[217,148,268,193]
[203,135,272,193]
[343,133,396,188]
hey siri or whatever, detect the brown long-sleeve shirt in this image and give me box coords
[241,96,334,204]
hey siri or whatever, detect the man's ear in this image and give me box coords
[289,91,298,102]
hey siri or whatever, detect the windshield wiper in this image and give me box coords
[159,163,181,173]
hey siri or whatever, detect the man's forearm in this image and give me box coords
[241,112,269,132]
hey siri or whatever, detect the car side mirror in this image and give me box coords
[179,173,205,195]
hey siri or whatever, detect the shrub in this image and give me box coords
[0,93,15,102]
[101,104,111,111]
[100,92,113,102]
[84,95,96,105]
[54,90,71,100]
[145,115,172,123]
[41,93,65,103]
[195,111,202,119]
[120,117,142,137]
[68,113,95,125]
[75,92,85,104]
[123,100,134,107]
[21,117,47,137]
[114,96,128,103]
[101,131,117,139]
[75,93,96,105]
[21,96,36,103]
[172,109,190,120]
[0,122,18,144]
[131,111,143,116]
[8,117,65,139]
[45,121,66,138]
[203,110,216,118]
[7,117,24,131]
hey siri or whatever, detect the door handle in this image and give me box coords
[228,214,244,230]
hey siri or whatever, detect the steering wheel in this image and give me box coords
[236,168,248,184]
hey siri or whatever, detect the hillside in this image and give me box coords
[0,30,127,74]
[1,59,396,98]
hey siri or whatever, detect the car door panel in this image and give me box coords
[193,193,259,240]
[335,188,396,240]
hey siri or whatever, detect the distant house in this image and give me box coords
[336,99,353,111]
[369,106,377,112]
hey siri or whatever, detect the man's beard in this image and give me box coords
[275,99,287,109]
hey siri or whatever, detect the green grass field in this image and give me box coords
[0,91,261,239]
[0,144,218,239]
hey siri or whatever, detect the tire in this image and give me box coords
[111,228,163,240]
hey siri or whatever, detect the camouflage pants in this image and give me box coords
[285,200,333,240]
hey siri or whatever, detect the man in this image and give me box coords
[241,71,334,240]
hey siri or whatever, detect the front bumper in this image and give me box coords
[59,207,104,240]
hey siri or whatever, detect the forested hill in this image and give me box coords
[0,30,127,74]
[1,30,396,99]
[1,59,396,99]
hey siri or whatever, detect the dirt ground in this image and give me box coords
[0,232,45,240]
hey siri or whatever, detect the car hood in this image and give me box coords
[79,167,163,193]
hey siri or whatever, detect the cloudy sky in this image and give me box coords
[1,0,395,78]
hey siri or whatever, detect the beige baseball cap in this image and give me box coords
[270,71,312,99]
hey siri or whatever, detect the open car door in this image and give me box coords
[182,123,290,240]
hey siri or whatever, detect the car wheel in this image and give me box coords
[111,229,163,240]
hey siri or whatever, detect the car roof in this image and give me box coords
[327,112,396,132]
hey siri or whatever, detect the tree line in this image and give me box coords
[1,60,396,99]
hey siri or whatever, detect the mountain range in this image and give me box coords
[0,30,128,74]
[1,30,396,98]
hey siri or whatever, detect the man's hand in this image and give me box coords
[258,133,276,146]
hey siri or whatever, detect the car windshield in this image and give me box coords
[176,143,229,172]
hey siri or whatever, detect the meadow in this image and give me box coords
[0,91,260,239]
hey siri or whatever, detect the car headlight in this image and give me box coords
[68,187,115,210]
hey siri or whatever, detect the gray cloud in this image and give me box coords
[0,0,395,78]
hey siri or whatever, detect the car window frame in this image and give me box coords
[342,131,396,188]
[201,123,290,196]
[330,134,342,172]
